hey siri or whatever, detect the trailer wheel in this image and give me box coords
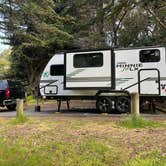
[96,97,114,113]
[116,97,130,113]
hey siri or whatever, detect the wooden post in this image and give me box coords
[16,99,24,117]
[131,93,140,117]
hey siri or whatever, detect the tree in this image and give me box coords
[0,49,11,79]
[55,0,109,48]
[0,0,165,96]
[0,0,74,95]
[118,0,166,47]
[104,0,134,47]
[137,0,166,30]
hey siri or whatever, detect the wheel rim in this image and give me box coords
[97,98,112,113]
[117,98,130,113]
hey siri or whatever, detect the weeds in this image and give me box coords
[11,114,28,125]
[26,95,36,103]
[0,117,165,165]
[117,115,166,129]
[125,151,166,166]
[71,120,86,128]
[0,139,127,166]
[0,137,165,166]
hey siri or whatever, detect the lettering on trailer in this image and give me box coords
[116,62,143,72]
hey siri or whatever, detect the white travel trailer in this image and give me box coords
[40,46,166,113]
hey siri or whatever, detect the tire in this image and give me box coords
[6,104,16,110]
[140,99,146,113]
[116,97,130,113]
[96,97,115,113]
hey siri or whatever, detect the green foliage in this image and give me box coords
[0,49,11,79]
[118,0,166,47]
[26,95,36,103]
[118,115,166,129]
[0,0,75,95]
[11,114,28,125]
[0,0,165,94]
[56,0,166,48]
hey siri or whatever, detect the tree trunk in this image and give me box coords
[96,0,106,47]
[111,0,118,47]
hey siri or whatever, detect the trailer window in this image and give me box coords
[74,53,103,68]
[50,65,64,76]
[139,49,160,63]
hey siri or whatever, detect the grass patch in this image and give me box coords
[11,114,28,125]
[0,137,164,166]
[0,138,128,166]
[0,117,165,165]
[0,141,53,166]
[26,95,36,103]
[71,120,86,128]
[0,136,166,166]
[26,95,56,105]
[117,115,166,129]
[125,151,166,166]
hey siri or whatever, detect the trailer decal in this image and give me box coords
[117,62,143,72]
[66,77,111,82]
[67,69,85,77]
[161,83,166,92]
[43,72,49,78]
[40,79,58,83]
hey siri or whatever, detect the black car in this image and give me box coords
[0,80,25,110]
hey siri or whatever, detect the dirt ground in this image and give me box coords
[0,100,166,165]
[27,99,166,117]
[0,116,166,160]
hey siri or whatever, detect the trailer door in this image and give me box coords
[138,69,160,95]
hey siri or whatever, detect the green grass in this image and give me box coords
[0,141,53,166]
[125,151,166,166]
[117,115,166,129]
[26,95,36,103]
[0,117,165,165]
[0,139,165,166]
[0,139,124,166]
[71,120,86,128]
[11,114,29,125]
[26,95,55,105]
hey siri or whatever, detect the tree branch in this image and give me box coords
[144,6,166,30]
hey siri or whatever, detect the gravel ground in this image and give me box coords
[0,100,165,121]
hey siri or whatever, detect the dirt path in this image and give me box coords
[0,100,166,121]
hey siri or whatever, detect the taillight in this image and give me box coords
[5,88,10,98]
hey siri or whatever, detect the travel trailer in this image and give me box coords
[40,46,166,113]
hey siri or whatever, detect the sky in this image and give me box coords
[0,16,10,54]
[0,42,9,54]
[0,32,10,54]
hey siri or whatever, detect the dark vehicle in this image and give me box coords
[0,80,25,110]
